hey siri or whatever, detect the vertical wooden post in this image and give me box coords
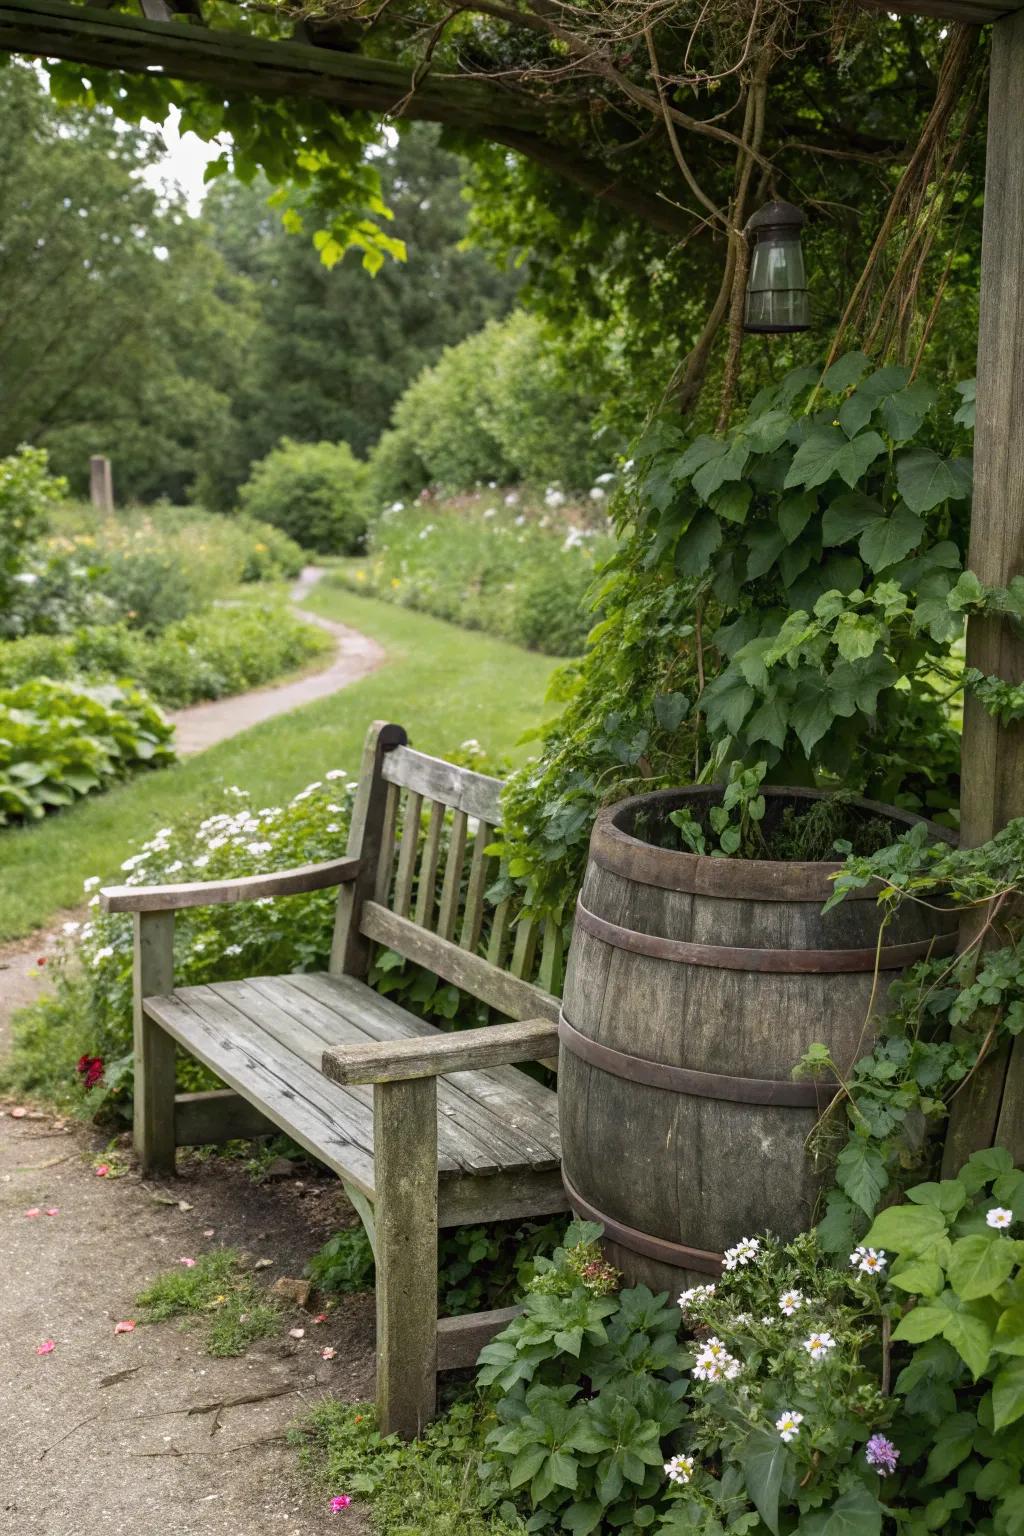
[89,455,114,512]
[133,910,177,1176]
[373,1076,438,1438]
[330,720,407,978]
[943,10,1024,1173]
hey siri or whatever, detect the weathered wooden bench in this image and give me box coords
[101,721,566,1436]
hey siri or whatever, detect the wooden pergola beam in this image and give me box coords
[943,6,1024,1170]
[0,0,694,238]
[858,0,1024,19]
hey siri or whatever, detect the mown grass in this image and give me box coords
[135,1247,280,1357]
[0,590,562,939]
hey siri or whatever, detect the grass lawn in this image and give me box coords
[0,589,563,940]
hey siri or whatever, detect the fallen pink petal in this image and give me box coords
[321,1347,337,1360]
[288,1327,305,1340]
[203,1228,215,1238]
[35,1340,56,1356]
[114,1320,136,1334]
[95,1164,109,1177]
[11,1107,28,1118]
[24,1207,40,1218]
[178,1257,196,1268]
[45,1208,59,1217]
[329,1495,352,1512]
[313,1313,329,1324]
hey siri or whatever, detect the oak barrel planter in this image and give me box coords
[558,786,958,1293]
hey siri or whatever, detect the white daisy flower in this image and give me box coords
[665,1454,695,1485]
[246,841,272,856]
[326,770,347,781]
[802,1331,836,1362]
[677,1284,716,1311]
[83,876,101,892]
[850,1246,887,1275]
[775,1411,803,1443]
[722,1236,761,1271]
[779,1289,803,1316]
[987,1207,1014,1230]
[93,946,114,964]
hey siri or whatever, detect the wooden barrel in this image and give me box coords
[559,786,957,1292]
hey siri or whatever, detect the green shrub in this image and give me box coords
[366,313,604,500]
[238,438,370,555]
[333,495,614,656]
[0,678,174,825]
[0,446,77,637]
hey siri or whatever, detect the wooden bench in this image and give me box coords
[101,721,566,1436]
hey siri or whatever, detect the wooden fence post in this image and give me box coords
[943,9,1024,1173]
[330,720,407,978]
[133,910,177,1176]
[89,455,114,512]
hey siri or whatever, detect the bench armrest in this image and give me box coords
[100,856,360,914]
[321,1016,559,1086]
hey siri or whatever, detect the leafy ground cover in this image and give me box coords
[135,1247,281,1357]
[0,589,560,938]
[0,593,330,708]
[331,489,616,657]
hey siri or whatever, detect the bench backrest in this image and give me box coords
[330,721,561,1022]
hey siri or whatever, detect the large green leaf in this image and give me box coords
[822,492,882,546]
[791,674,835,756]
[738,1427,786,1536]
[823,351,872,394]
[837,1138,887,1215]
[745,525,788,581]
[778,490,817,544]
[923,1411,976,1482]
[800,1481,884,1536]
[675,509,722,578]
[994,1304,1024,1358]
[948,1234,1019,1301]
[859,503,925,572]
[693,439,750,501]
[784,428,886,492]
[896,449,973,512]
[834,613,884,663]
[864,1202,947,1254]
[993,1357,1024,1430]
[942,1307,994,1379]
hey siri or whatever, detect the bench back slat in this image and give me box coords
[382,744,504,823]
[344,724,564,1012]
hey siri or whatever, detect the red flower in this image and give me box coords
[36,956,46,967]
[76,1055,104,1089]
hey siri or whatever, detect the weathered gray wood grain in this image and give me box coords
[382,745,504,822]
[133,910,177,1176]
[322,1016,559,1084]
[102,856,359,913]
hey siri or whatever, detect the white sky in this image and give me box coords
[138,106,223,215]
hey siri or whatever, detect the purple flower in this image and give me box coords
[865,1435,900,1476]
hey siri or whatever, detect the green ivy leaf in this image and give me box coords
[836,1138,887,1215]
[948,1234,1019,1300]
[745,525,788,581]
[784,428,886,492]
[800,1481,884,1536]
[742,408,793,454]
[676,509,722,578]
[889,1260,945,1298]
[823,351,872,393]
[737,1427,786,1536]
[923,1412,976,1482]
[822,492,883,546]
[896,449,974,513]
[791,674,835,757]
[693,440,750,501]
[701,670,756,737]
[893,1304,949,1345]
[778,490,817,544]
[992,1357,1024,1430]
[864,1203,947,1254]
[881,380,937,443]
[941,1307,994,1379]
[711,482,753,525]
[653,693,691,732]
[834,613,884,663]
[858,503,925,572]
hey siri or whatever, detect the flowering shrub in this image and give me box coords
[474,1151,1024,1536]
[0,678,174,825]
[238,438,370,555]
[333,491,616,656]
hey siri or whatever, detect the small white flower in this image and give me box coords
[93,945,114,964]
[677,1284,716,1311]
[987,1207,1014,1230]
[88,894,100,908]
[850,1246,887,1275]
[83,876,101,892]
[722,1236,761,1271]
[193,941,206,953]
[255,897,273,907]
[589,486,606,501]
[224,944,243,957]
[63,921,80,935]
[665,1454,695,1486]
[482,506,497,519]
[504,491,520,506]
[166,861,183,875]
[325,769,347,781]
[326,823,340,833]
[775,1410,803,1443]
[193,855,209,869]
[779,1289,803,1317]
[246,841,272,856]
[693,1337,742,1382]
[207,836,227,851]
[595,471,615,484]
[389,501,405,513]
[802,1331,836,1362]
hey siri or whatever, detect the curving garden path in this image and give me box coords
[168,565,385,757]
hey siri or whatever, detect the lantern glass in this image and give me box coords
[743,208,811,334]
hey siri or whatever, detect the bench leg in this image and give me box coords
[373,1076,438,1438]
[133,911,177,1177]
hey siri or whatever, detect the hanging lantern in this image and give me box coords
[743,200,811,334]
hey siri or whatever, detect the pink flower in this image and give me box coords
[95,1164,110,1177]
[313,1313,329,1324]
[36,1340,56,1356]
[329,1495,352,1512]
[321,1346,337,1360]
[114,1320,136,1334]
[179,1257,196,1268]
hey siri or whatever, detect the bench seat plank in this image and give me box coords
[144,971,561,1193]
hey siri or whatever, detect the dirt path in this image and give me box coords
[168,566,385,757]
[0,1109,375,1534]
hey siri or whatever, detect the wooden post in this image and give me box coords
[373,1076,438,1438]
[330,720,407,978]
[89,455,114,512]
[133,910,177,1176]
[943,9,1024,1172]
